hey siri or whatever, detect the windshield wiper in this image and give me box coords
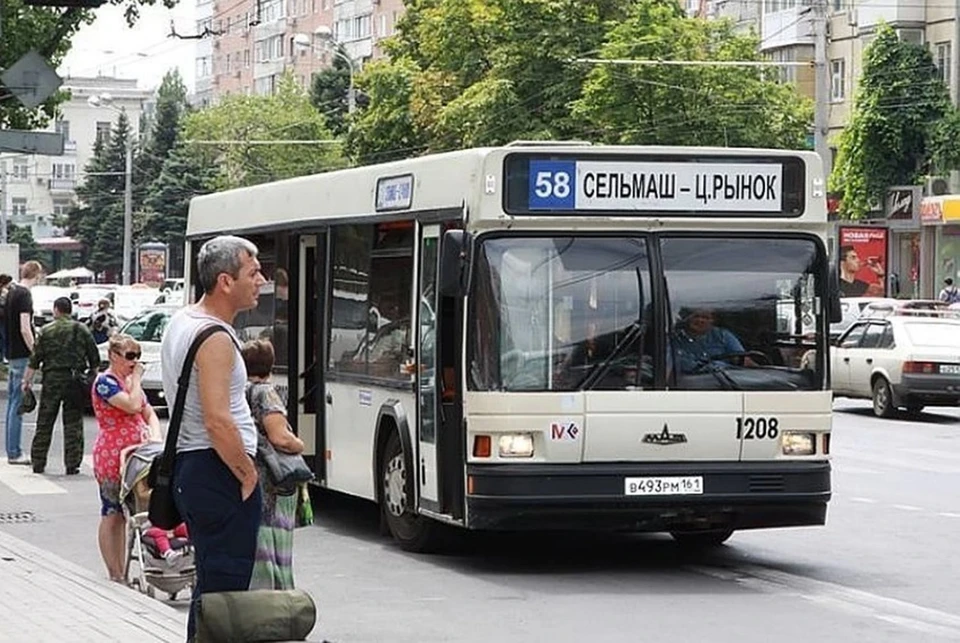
[580,267,646,390]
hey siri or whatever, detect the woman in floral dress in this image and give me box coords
[242,339,305,590]
[92,334,161,582]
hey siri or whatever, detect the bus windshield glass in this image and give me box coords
[664,236,820,391]
[470,237,653,392]
[470,235,823,392]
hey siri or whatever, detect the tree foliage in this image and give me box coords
[310,46,352,137]
[69,113,133,276]
[182,73,345,189]
[0,0,179,129]
[345,0,810,163]
[830,24,954,218]
[138,69,189,192]
[572,0,812,147]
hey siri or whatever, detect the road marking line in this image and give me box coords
[688,564,960,639]
[0,461,67,495]
[849,497,877,504]
[892,504,923,512]
[939,512,960,518]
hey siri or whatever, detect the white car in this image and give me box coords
[98,305,180,413]
[831,308,960,417]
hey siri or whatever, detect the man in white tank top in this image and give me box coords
[160,235,265,641]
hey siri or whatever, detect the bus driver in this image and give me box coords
[672,308,754,374]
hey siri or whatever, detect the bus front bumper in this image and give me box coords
[464,461,830,532]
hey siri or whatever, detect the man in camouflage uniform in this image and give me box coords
[23,297,100,474]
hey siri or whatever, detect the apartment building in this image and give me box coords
[198,0,404,101]
[0,76,150,240]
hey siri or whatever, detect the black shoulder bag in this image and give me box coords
[148,324,227,530]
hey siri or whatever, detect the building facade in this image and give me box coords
[197,0,405,102]
[0,76,151,240]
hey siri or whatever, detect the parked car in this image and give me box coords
[831,306,960,417]
[831,297,897,341]
[31,285,72,327]
[112,285,161,324]
[98,304,180,414]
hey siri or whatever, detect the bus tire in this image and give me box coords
[379,430,441,552]
[670,528,735,548]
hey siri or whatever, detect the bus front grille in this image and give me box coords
[748,474,785,493]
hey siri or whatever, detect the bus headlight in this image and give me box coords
[498,433,534,458]
[781,431,816,456]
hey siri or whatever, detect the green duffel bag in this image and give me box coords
[195,589,317,642]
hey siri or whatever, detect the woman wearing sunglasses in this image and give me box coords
[91,333,162,582]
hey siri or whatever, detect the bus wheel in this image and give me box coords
[380,431,440,552]
[670,528,734,548]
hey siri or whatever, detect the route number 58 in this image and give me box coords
[534,171,571,199]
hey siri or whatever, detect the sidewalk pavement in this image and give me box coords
[0,527,186,642]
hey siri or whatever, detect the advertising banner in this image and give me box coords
[838,226,888,298]
[138,244,167,288]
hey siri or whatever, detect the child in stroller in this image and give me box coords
[143,522,190,565]
[120,442,196,600]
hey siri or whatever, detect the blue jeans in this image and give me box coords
[5,357,28,459]
[174,449,262,641]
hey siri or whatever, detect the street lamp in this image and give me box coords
[293,29,358,113]
[87,92,133,286]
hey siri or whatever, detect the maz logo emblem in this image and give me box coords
[642,424,688,445]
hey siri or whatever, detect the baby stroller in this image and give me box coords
[120,442,196,600]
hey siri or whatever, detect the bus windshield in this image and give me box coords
[470,237,653,391]
[469,235,823,392]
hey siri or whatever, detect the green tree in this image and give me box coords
[70,113,133,276]
[1,0,180,129]
[5,223,45,264]
[138,69,189,191]
[143,142,217,274]
[182,72,345,189]
[348,0,625,161]
[831,24,953,218]
[347,0,808,163]
[572,0,811,148]
[310,46,352,136]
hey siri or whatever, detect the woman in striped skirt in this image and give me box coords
[242,339,305,590]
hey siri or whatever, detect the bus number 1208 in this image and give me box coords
[736,417,779,440]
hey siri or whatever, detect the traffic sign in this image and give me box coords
[0,130,65,155]
[0,50,62,109]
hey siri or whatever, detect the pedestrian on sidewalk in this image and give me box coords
[938,277,960,304]
[5,260,42,466]
[160,235,265,641]
[23,297,100,475]
[243,339,304,591]
[0,273,13,362]
[88,298,119,345]
[92,333,162,581]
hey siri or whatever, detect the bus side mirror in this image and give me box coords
[439,230,473,298]
[828,262,843,323]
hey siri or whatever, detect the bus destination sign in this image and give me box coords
[503,154,805,217]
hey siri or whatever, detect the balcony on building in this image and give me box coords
[855,0,925,30]
[761,0,814,51]
[48,178,76,192]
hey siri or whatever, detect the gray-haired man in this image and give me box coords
[160,235,266,640]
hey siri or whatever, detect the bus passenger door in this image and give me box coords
[417,224,441,507]
[295,234,325,481]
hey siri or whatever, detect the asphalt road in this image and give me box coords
[2,398,960,642]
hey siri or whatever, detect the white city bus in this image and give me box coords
[186,142,840,551]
